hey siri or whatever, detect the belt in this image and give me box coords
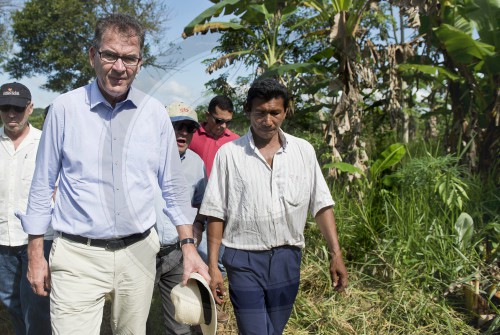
[60,229,151,251]
[158,243,179,258]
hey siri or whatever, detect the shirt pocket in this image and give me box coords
[284,173,309,206]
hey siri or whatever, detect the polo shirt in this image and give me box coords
[189,122,239,177]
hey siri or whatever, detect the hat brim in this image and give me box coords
[190,273,217,335]
[0,96,30,108]
[171,272,217,335]
[170,116,200,128]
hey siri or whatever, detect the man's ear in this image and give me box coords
[27,102,34,116]
[89,46,95,68]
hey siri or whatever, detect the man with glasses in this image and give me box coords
[0,82,52,335]
[17,14,208,335]
[149,102,208,335]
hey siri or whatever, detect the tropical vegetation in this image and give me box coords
[0,0,498,334]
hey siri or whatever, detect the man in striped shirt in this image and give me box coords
[201,78,348,335]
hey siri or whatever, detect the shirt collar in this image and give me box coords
[246,128,288,152]
[88,80,138,110]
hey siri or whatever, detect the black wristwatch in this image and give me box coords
[179,238,196,248]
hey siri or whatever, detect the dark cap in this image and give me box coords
[0,82,32,107]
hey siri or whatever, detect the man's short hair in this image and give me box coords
[92,13,145,53]
[208,95,234,114]
[245,78,290,112]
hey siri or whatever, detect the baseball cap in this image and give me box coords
[0,82,31,107]
[166,102,200,128]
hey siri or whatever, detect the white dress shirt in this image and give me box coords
[0,125,43,246]
[200,129,334,250]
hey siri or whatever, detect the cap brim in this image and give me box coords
[0,96,30,108]
[170,116,200,128]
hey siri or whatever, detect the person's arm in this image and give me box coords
[175,224,209,285]
[315,206,348,292]
[27,235,51,296]
[192,212,205,246]
[207,216,225,304]
[17,105,62,295]
[157,113,210,285]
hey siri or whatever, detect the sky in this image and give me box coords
[0,0,243,110]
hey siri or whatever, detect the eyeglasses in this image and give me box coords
[209,113,232,126]
[173,122,198,134]
[97,50,142,67]
[0,105,26,113]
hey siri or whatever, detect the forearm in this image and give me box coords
[207,217,224,268]
[28,235,45,259]
[315,206,342,256]
[175,224,194,240]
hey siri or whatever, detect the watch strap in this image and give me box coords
[179,238,196,247]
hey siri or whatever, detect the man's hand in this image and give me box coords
[181,243,210,285]
[208,266,226,305]
[330,252,348,292]
[27,235,51,296]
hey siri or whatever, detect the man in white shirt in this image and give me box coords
[201,78,348,335]
[0,82,51,335]
[151,102,207,335]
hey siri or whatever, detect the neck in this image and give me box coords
[97,80,128,107]
[251,128,281,150]
[205,123,223,139]
[5,124,30,149]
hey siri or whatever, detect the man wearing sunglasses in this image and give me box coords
[0,82,52,335]
[150,102,208,335]
[189,95,239,177]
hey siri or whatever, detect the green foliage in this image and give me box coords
[370,143,406,180]
[0,0,14,66]
[5,0,165,93]
[455,212,474,251]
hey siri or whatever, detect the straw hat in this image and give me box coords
[171,272,217,335]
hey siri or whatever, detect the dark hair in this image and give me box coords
[208,95,234,114]
[93,13,145,53]
[244,78,290,112]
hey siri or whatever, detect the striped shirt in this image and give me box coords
[200,129,334,250]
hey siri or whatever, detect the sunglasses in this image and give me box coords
[173,122,198,134]
[209,113,232,126]
[0,105,26,113]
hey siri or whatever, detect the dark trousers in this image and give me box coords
[0,240,52,335]
[223,246,301,335]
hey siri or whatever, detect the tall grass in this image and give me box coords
[300,141,499,334]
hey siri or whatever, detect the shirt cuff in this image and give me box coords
[15,210,53,235]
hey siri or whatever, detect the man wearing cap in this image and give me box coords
[151,102,207,335]
[189,95,238,324]
[16,14,208,335]
[0,82,51,335]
